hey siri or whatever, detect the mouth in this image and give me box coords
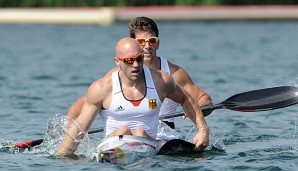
[131,69,139,74]
[143,51,151,56]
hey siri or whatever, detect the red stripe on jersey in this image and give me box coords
[131,100,142,106]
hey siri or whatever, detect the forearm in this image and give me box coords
[54,122,85,156]
[184,84,213,117]
[67,111,79,126]
[183,97,208,129]
[197,93,213,117]
[184,98,209,150]
[67,96,86,122]
[194,109,208,130]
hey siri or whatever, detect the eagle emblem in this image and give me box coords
[148,99,157,109]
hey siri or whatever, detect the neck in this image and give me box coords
[118,70,146,100]
[144,57,160,70]
[119,70,144,88]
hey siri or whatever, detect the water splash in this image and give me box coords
[156,121,183,140]
[293,113,298,153]
[283,78,298,153]
[185,126,226,152]
[31,113,92,158]
[0,139,26,154]
[284,75,298,87]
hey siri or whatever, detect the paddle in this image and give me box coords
[158,86,298,154]
[5,86,298,150]
[2,127,104,149]
[157,139,196,155]
[160,86,298,120]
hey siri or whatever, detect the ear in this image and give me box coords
[156,39,160,49]
[114,57,120,66]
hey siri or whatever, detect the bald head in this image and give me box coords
[115,37,142,58]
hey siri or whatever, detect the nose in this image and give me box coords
[132,59,142,67]
[143,41,151,48]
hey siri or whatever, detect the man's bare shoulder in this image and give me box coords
[167,60,192,86]
[87,71,114,103]
[150,68,175,89]
[167,61,180,71]
[103,67,119,77]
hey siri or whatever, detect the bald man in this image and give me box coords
[54,38,209,156]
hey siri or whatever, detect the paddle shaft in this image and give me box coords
[159,104,221,120]
[10,127,104,149]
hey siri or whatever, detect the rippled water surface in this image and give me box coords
[1,21,298,170]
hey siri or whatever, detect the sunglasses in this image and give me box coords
[118,52,144,64]
[136,37,159,46]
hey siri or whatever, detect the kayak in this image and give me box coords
[93,135,163,165]
[93,135,196,165]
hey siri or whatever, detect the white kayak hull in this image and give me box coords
[93,135,165,165]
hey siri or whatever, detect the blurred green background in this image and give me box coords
[0,0,297,7]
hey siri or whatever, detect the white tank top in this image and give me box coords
[159,57,179,122]
[99,67,162,139]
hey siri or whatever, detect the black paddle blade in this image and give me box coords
[222,86,298,112]
[158,139,196,155]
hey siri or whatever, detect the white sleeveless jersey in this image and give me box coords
[159,57,179,122]
[99,67,162,139]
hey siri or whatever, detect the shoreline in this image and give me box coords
[1,5,298,25]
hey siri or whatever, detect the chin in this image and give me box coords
[129,76,139,81]
[144,56,153,62]
[129,72,140,79]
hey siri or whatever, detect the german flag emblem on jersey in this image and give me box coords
[148,99,157,109]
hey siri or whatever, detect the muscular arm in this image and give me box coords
[169,62,213,116]
[67,96,86,120]
[155,70,209,151]
[55,78,110,156]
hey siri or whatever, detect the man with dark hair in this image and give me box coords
[128,16,212,128]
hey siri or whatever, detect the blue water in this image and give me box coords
[1,21,298,170]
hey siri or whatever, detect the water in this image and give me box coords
[1,21,298,170]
